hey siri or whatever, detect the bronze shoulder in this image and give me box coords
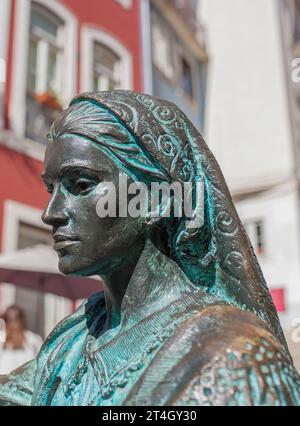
[125,305,300,406]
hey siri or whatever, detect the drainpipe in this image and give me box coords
[140,0,153,94]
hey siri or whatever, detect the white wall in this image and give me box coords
[236,185,300,310]
[200,0,294,193]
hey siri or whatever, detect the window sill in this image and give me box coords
[0,129,46,162]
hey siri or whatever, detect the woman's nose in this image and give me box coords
[42,187,69,227]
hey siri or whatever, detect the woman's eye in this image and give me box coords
[47,185,54,194]
[74,179,94,194]
[61,175,97,195]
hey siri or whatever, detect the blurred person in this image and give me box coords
[0,305,43,375]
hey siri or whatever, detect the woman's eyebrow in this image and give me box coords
[41,164,109,183]
[57,164,105,179]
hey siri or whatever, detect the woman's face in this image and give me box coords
[42,134,146,276]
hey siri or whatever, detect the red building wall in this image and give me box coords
[0,0,143,250]
[0,146,46,251]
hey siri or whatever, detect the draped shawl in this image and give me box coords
[51,90,286,350]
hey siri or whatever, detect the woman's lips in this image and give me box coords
[53,240,80,251]
[53,235,80,252]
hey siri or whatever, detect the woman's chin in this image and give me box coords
[58,256,88,276]
[56,249,125,277]
[58,259,78,275]
[57,256,102,277]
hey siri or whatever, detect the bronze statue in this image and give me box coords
[0,91,299,406]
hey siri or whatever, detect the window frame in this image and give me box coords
[81,25,133,92]
[10,0,77,139]
[150,9,199,108]
[151,10,176,83]
[27,5,64,97]
[1,199,72,334]
[93,42,122,91]
[1,200,51,311]
[180,55,194,99]
[175,43,198,104]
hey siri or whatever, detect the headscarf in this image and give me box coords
[49,90,288,351]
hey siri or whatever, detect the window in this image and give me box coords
[27,6,63,95]
[17,222,53,248]
[14,223,71,338]
[151,10,197,103]
[93,43,121,91]
[15,223,52,337]
[244,219,265,256]
[81,26,133,92]
[10,0,77,148]
[25,4,63,144]
[181,57,194,98]
[151,15,175,80]
[1,201,72,338]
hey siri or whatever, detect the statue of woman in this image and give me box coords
[1,91,299,406]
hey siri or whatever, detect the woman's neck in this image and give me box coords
[100,239,199,337]
[101,240,145,331]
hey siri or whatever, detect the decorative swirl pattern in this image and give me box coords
[216,211,238,235]
[179,162,193,183]
[157,134,177,157]
[224,251,245,273]
[153,105,176,124]
[141,133,158,150]
[106,101,136,127]
[136,94,155,110]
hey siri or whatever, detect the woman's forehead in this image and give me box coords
[43,135,117,180]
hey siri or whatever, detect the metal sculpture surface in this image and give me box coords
[0,91,300,405]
